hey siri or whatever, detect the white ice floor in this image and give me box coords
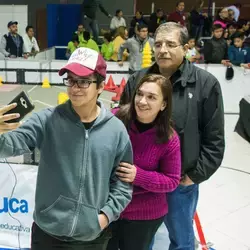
[153,114,250,250]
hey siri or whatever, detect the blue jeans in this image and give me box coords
[149,184,199,250]
[83,16,100,43]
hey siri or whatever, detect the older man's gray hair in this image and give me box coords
[154,22,189,46]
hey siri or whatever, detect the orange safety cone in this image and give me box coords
[112,84,124,102]
[104,75,117,92]
[120,77,126,89]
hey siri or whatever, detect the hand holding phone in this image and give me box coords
[0,103,21,133]
[3,91,35,123]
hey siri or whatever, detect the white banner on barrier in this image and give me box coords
[0,163,37,249]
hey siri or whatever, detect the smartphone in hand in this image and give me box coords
[3,91,35,123]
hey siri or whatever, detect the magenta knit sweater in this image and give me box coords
[120,122,181,221]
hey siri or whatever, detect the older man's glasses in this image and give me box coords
[63,78,97,89]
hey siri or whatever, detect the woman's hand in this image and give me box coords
[116,162,137,183]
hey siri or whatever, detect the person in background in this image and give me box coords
[204,24,230,65]
[107,74,181,250]
[119,22,225,250]
[185,37,200,63]
[228,32,250,68]
[81,31,100,52]
[23,25,40,57]
[213,7,229,29]
[129,11,148,37]
[110,26,129,62]
[118,24,154,75]
[0,47,133,250]
[0,21,27,59]
[228,9,236,23]
[148,8,167,36]
[66,34,80,59]
[228,23,237,37]
[227,3,241,21]
[237,19,250,37]
[75,24,85,46]
[110,10,126,33]
[82,0,112,43]
[223,28,231,46]
[189,0,208,41]
[101,33,114,61]
[168,1,186,26]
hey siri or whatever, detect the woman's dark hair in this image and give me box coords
[26,25,33,33]
[116,74,174,143]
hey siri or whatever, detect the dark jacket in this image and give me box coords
[120,60,225,184]
[148,12,167,33]
[4,34,24,57]
[204,37,228,63]
[82,0,109,19]
[228,45,250,66]
[129,17,148,37]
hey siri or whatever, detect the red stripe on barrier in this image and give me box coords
[194,212,208,250]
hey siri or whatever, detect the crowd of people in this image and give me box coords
[0,21,40,59]
[68,0,250,71]
[0,21,225,250]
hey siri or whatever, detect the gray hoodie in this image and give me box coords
[0,101,133,241]
[118,35,154,71]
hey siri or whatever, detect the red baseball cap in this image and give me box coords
[59,47,107,78]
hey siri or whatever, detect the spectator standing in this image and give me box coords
[213,7,229,29]
[0,21,27,59]
[118,24,154,75]
[185,37,200,63]
[168,1,186,26]
[82,0,112,43]
[204,24,229,65]
[228,32,250,68]
[227,3,241,21]
[148,9,167,36]
[129,11,148,37]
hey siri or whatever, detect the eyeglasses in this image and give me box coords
[63,78,97,89]
[154,42,181,51]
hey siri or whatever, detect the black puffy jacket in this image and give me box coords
[120,60,225,184]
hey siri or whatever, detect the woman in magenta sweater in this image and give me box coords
[107,74,181,250]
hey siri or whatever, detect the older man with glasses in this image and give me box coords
[119,22,225,250]
[0,47,133,250]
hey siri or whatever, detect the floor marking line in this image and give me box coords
[28,85,38,93]
[33,100,53,107]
